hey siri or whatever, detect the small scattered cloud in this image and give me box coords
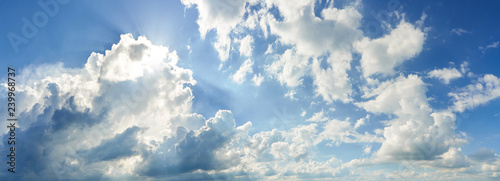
[451,28,471,36]
[231,58,254,84]
[285,90,297,100]
[252,73,264,86]
[428,67,462,84]
[479,41,499,52]
[460,61,470,74]
[450,74,500,112]
[306,111,328,122]
[354,115,369,129]
[236,35,254,57]
[266,49,309,87]
[301,110,307,117]
[363,145,372,155]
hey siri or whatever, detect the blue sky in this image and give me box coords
[1,0,500,180]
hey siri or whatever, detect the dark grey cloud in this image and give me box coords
[0,83,110,181]
[80,126,144,163]
[138,110,239,177]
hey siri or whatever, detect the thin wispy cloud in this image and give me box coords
[479,41,500,52]
[451,28,471,35]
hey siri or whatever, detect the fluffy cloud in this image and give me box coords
[354,21,425,77]
[236,35,254,57]
[181,0,247,61]
[428,67,462,84]
[252,73,264,86]
[266,0,362,57]
[357,75,466,161]
[0,34,198,180]
[427,147,471,168]
[266,49,309,87]
[183,0,365,104]
[232,58,254,84]
[306,111,328,122]
[138,110,240,176]
[357,75,431,116]
[180,0,247,38]
[305,111,381,146]
[319,118,383,146]
[450,74,500,112]
[311,51,353,103]
[265,1,362,103]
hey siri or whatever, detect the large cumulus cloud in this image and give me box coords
[357,75,467,162]
[0,34,198,180]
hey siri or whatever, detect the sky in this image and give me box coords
[0,0,500,180]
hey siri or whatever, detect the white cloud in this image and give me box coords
[180,0,247,39]
[363,145,372,155]
[460,61,470,74]
[426,147,471,168]
[318,117,383,146]
[266,49,309,87]
[304,112,381,146]
[354,115,369,129]
[99,34,182,82]
[232,58,254,84]
[357,75,466,161]
[486,42,500,48]
[181,0,247,61]
[311,51,353,103]
[184,0,364,103]
[10,34,196,136]
[266,0,362,57]
[285,90,297,100]
[265,43,273,54]
[252,73,264,86]
[181,0,372,104]
[450,74,500,112]
[428,67,462,84]
[0,34,201,179]
[237,35,254,57]
[306,111,328,122]
[451,28,470,36]
[319,118,355,146]
[264,1,362,103]
[301,110,307,117]
[354,20,425,77]
[479,41,499,52]
[213,34,232,61]
[357,75,431,116]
